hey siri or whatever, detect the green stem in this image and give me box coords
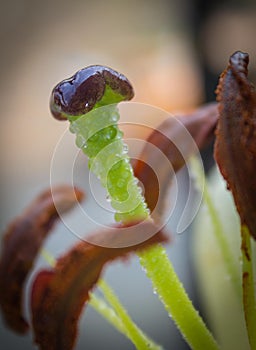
[98,280,163,350]
[241,225,256,349]
[89,294,131,337]
[40,248,56,267]
[71,106,220,350]
[190,157,241,298]
[139,244,219,350]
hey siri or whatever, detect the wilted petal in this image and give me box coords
[31,221,168,350]
[134,102,218,215]
[214,51,256,239]
[0,186,84,333]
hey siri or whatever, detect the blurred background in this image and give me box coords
[0,0,255,349]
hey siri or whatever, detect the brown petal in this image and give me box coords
[0,185,84,333]
[31,221,168,350]
[214,51,256,239]
[134,102,218,216]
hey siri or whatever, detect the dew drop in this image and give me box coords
[122,143,129,154]
[116,130,123,139]
[110,111,119,122]
[133,178,139,185]
[137,186,142,194]
[75,134,86,148]
[105,126,117,140]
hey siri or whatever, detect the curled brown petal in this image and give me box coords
[134,102,218,217]
[31,221,168,350]
[214,51,256,239]
[0,185,84,333]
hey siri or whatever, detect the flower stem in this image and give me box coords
[90,294,163,349]
[40,248,56,267]
[89,293,127,334]
[98,280,163,350]
[139,244,219,350]
[241,225,256,349]
[190,157,241,298]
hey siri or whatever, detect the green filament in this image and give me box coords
[70,104,149,224]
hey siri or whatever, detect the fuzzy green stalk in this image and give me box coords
[139,244,219,350]
[90,292,162,349]
[190,157,241,298]
[98,280,163,350]
[70,104,220,350]
[88,293,127,335]
[241,225,256,349]
[40,248,56,267]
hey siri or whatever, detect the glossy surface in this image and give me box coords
[50,66,134,120]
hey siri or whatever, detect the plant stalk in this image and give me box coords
[98,280,163,350]
[241,225,256,349]
[190,157,241,298]
[70,106,220,349]
[139,244,220,350]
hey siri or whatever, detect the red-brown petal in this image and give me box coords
[31,221,168,350]
[134,102,218,215]
[214,51,256,239]
[0,185,84,333]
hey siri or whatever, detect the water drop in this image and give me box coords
[133,178,139,185]
[75,134,86,148]
[137,186,142,194]
[111,112,119,122]
[105,126,117,140]
[116,130,123,139]
[122,143,129,154]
